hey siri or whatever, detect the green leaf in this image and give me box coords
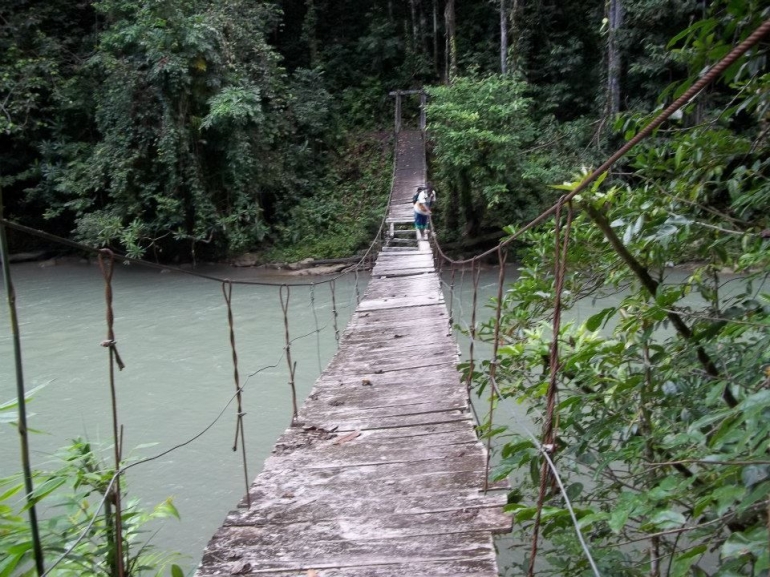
[741,465,770,488]
[721,530,767,560]
[670,545,708,577]
[585,307,616,331]
[565,482,583,501]
[0,481,24,502]
[648,509,686,530]
[171,564,185,577]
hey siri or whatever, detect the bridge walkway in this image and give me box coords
[196,130,510,576]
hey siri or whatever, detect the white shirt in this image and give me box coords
[414,190,431,215]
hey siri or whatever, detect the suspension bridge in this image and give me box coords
[195,129,511,576]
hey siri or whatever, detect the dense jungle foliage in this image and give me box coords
[4,0,763,262]
[2,0,770,575]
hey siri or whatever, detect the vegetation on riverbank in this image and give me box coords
[1,392,182,576]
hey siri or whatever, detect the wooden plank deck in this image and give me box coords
[196,131,510,577]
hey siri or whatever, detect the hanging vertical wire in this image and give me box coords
[354,264,361,306]
[448,263,457,328]
[457,262,467,323]
[527,198,574,577]
[310,284,323,374]
[465,259,481,400]
[0,196,45,576]
[280,284,299,423]
[221,280,251,508]
[97,249,126,577]
[484,246,508,492]
[330,279,340,343]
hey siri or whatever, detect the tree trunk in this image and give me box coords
[444,0,457,83]
[433,0,440,76]
[302,0,318,68]
[510,0,520,73]
[420,0,430,58]
[409,0,419,54]
[500,0,508,74]
[607,0,623,118]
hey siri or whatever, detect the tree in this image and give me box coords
[444,0,457,82]
[606,0,623,118]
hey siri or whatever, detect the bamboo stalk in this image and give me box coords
[0,190,45,575]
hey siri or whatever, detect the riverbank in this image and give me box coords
[4,250,369,277]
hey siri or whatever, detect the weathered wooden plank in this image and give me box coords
[225,498,510,534]
[198,558,500,577]
[226,490,508,527]
[244,464,509,501]
[199,528,497,573]
[362,274,442,300]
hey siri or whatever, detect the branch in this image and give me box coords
[583,203,737,408]
[651,459,770,467]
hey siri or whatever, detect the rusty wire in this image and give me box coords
[221,280,252,508]
[354,266,361,305]
[279,284,299,422]
[527,199,574,577]
[310,284,323,374]
[484,246,508,492]
[96,249,126,577]
[465,260,481,400]
[447,264,456,327]
[330,279,340,343]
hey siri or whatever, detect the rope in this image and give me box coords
[279,284,299,423]
[221,280,251,508]
[96,249,126,577]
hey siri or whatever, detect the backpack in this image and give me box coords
[412,186,426,204]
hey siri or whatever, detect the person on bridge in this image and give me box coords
[413,183,436,240]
